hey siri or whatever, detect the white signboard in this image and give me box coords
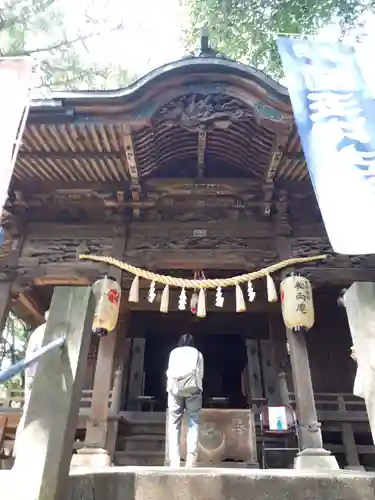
[0,58,33,221]
[268,406,288,431]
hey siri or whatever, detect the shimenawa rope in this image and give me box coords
[79,254,327,289]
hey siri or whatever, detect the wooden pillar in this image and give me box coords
[245,339,263,400]
[278,371,290,405]
[127,337,146,410]
[105,309,131,456]
[83,329,118,449]
[120,338,132,409]
[0,233,25,333]
[259,339,281,405]
[276,230,339,469]
[73,230,126,467]
[110,369,123,414]
[268,315,290,404]
[284,279,338,468]
[244,339,261,467]
[12,286,95,500]
[285,325,323,449]
[0,281,12,333]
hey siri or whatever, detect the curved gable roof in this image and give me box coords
[13,55,307,193]
[29,56,293,127]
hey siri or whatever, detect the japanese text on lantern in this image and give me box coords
[294,277,310,314]
[291,39,375,185]
[107,288,120,305]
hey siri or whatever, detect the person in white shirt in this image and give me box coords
[13,310,49,456]
[166,333,204,468]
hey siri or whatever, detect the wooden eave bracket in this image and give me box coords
[123,133,141,217]
[13,291,44,325]
[263,149,282,216]
[197,128,207,178]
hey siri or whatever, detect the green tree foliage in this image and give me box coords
[0,0,132,91]
[0,312,32,390]
[183,0,373,78]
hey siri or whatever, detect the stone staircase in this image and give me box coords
[113,411,296,468]
[114,412,166,466]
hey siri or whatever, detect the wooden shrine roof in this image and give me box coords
[11,56,307,192]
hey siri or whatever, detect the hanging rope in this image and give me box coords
[79,253,327,289]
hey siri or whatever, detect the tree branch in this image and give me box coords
[9,22,124,57]
[0,0,57,31]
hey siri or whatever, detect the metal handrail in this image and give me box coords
[0,336,66,384]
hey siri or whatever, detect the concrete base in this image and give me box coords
[2,466,375,500]
[294,448,340,470]
[164,460,259,468]
[345,465,366,471]
[70,447,112,469]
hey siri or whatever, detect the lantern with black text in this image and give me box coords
[92,275,121,336]
[280,274,314,331]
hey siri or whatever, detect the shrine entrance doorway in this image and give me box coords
[123,311,270,412]
[143,331,248,411]
[120,311,271,466]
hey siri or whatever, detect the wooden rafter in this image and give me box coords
[123,133,141,218]
[10,180,130,193]
[19,151,122,160]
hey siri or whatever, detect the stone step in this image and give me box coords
[121,434,165,452]
[115,450,255,469]
[114,450,165,466]
[122,420,165,436]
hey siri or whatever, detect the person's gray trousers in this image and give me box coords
[167,391,202,465]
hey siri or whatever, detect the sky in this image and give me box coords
[65,1,375,88]
[64,0,188,80]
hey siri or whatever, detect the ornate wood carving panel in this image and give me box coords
[291,236,375,283]
[125,221,277,269]
[15,224,115,282]
[141,179,268,224]
[153,94,256,132]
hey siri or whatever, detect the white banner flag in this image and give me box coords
[277,37,375,255]
[0,58,33,222]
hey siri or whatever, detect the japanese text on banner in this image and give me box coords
[291,40,375,185]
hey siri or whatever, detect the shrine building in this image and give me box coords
[0,49,374,470]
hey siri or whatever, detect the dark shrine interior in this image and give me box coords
[136,311,270,411]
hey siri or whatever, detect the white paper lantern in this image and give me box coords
[280,275,314,331]
[92,275,121,336]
